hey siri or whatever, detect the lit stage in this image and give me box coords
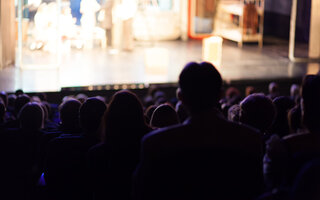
[0,39,315,92]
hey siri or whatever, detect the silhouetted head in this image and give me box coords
[0,101,5,123]
[269,82,279,94]
[228,104,240,122]
[59,99,81,130]
[0,91,8,107]
[38,93,47,102]
[290,84,300,100]
[225,87,240,101]
[288,105,302,133]
[245,86,256,97]
[40,102,49,121]
[271,96,295,137]
[178,62,222,114]
[103,90,147,142]
[76,93,88,104]
[268,82,279,100]
[240,94,276,133]
[80,97,107,134]
[18,102,44,130]
[15,89,24,96]
[150,104,179,128]
[301,75,320,133]
[15,94,31,116]
[145,105,157,124]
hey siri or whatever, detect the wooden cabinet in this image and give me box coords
[214,0,264,47]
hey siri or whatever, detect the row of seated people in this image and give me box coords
[0,62,319,200]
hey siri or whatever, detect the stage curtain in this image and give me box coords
[0,0,16,69]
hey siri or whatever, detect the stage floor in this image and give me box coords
[0,39,316,92]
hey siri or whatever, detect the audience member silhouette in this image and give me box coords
[239,93,276,134]
[87,90,151,200]
[288,105,303,134]
[270,96,295,137]
[144,105,157,125]
[264,75,320,189]
[4,94,31,129]
[150,103,179,128]
[58,98,82,134]
[133,62,263,200]
[228,104,240,122]
[1,102,44,200]
[44,98,106,200]
[290,84,300,103]
[267,82,280,100]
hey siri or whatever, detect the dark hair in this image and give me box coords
[150,104,179,128]
[178,62,222,113]
[271,96,295,137]
[103,90,148,143]
[15,94,31,116]
[80,97,107,133]
[59,99,81,129]
[240,93,275,132]
[18,102,44,130]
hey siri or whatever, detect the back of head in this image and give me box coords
[178,62,222,114]
[19,102,44,130]
[76,93,88,104]
[268,82,278,94]
[150,104,179,128]
[15,94,31,116]
[290,84,300,99]
[271,96,295,136]
[104,90,146,139]
[240,93,275,132]
[301,75,320,132]
[145,105,157,124]
[59,99,81,130]
[228,104,240,122]
[80,97,107,133]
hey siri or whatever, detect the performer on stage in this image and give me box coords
[80,0,101,49]
[101,0,114,48]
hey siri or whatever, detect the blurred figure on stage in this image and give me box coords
[80,0,101,49]
[100,0,114,47]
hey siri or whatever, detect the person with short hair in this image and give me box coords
[133,62,263,200]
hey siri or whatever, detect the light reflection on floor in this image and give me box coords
[0,40,312,92]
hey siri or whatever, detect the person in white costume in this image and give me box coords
[80,0,101,49]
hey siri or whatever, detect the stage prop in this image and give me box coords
[0,0,16,69]
[202,36,223,68]
[214,0,264,47]
[309,0,320,59]
[289,0,320,62]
